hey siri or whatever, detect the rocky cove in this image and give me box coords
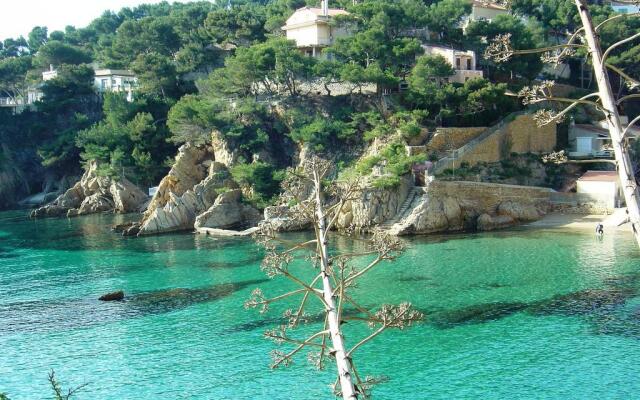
[27,136,550,238]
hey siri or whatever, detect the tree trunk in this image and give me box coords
[312,170,358,400]
[575,0,640,247]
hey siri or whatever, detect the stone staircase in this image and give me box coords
[432,111,525,175]
[379,186,426,230]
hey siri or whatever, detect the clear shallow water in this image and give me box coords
[1,210,640,399]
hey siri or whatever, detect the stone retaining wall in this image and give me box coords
[428,180,553,210]
[427,127,487,153]
[456,114,556,165]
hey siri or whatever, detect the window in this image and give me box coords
[101,79,108,90]
[455,58,461,69]
[467,59,472,70]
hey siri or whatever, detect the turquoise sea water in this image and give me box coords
[1,209,640,399]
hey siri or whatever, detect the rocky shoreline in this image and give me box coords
[30,161,149,219]
[25,131,552,237]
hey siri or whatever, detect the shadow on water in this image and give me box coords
[0,279,268,334]
[230,272,640,340]
[427,273,640,336]
[206,255,264,270]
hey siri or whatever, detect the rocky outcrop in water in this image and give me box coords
[137,163,231,235]
[134,141,264,236]
[390,182,549,235]
[30,161,148,218]
[194,189,262,230]
[99,290,125,301]
[334,176,412,230]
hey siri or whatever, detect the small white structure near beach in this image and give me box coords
[576,171,622,209]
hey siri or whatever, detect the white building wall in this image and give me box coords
[576,180,620,209]
[422,45,483,83]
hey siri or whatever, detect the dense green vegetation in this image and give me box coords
[0,0,638,206]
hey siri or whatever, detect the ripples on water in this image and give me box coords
[1,210,640,399]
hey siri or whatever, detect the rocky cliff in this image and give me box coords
[264,178,550,235]
[132,141,262,236]
[334,176,412,230]
[0,144,30,209]
[389,181,550,235]
[30,161,149,218]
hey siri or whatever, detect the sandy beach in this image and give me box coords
[528,211,632,232]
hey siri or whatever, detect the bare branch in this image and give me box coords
[623,114,640,138]
[485,33,585,63]
[531,92,601,127]
[617,93,640,106]
[269,329,330,369]
[603,31,640,64]
[606,63,640,90]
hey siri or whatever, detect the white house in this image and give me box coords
[568,123,613,159]
[576,170,622,209]
[281,1,350,57]
[94,69,138,101]
[421,44,484,83]
[463,0,509,32]
[42,66,138,101]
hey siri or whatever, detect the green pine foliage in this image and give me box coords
[1,0,638,206]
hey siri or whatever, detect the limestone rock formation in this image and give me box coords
[194,189,262,230]
[137,149,242,236]
[141,143,212,222]
[476,213,516,231]
[389,181,549,235]
[335,177,411,230]
[211,131,238,166]
[30,161,148,218]
[497,200,542,222]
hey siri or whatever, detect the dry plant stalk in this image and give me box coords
[246,156,423,399]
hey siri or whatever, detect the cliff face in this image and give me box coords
[334,176,412,230]
[264,179,550,235]
[30,161,149,218]
[0,144,30,209]
[389,181,550,235]
[133,137,263,236]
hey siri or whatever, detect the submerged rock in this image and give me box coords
[99,290,125,301]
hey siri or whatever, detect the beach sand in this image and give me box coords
[528,211,632,232]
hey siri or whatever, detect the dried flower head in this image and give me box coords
[244,288,269,313]
[369,302,424,329]
[518,80,555,105]
[541,47,576,66]
[370,230,405,259]
[261,251,293,278]
[533,109,562,127]
[541,150,568,164]
[270,349,292,369]
[485,33,514,63]
[264,325,288,345]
